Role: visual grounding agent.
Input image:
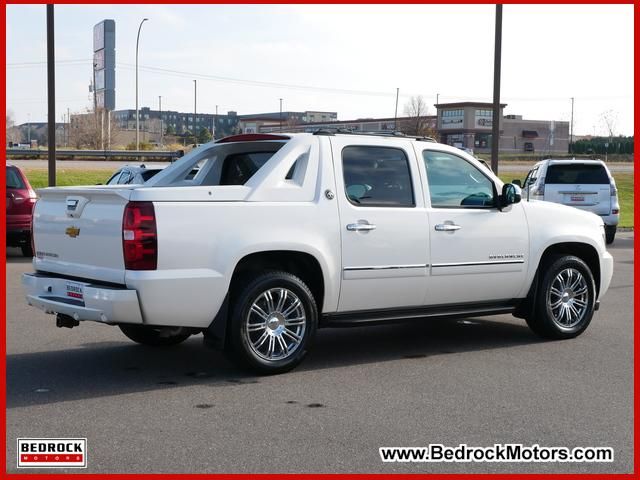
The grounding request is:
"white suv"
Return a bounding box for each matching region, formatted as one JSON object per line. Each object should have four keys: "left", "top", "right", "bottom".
{"left": 521, "top": 159, "right": 620, "bottom": 244}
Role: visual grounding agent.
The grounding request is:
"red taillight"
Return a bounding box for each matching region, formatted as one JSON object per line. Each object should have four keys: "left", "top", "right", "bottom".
{"left": 122, "top": 201, "right": 157, "bottom": 270}
{"left": 30, "top": 199, "right": 37, "bottom": 256}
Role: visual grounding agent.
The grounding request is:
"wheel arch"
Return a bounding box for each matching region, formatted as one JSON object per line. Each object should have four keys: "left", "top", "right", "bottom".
{"left": 515, "top": 241, "right": 601, "bottom": 320}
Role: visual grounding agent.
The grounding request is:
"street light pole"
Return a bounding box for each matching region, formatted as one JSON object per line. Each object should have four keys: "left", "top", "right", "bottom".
{"left": 394, "top": 88, "right": 399, "bottom": 131}
{"left": 279, "top": 98, "right": 283, "bottom": 132}
{"left": 214, "top": 104, "right": 218, "bottom": 139}
{"left": 159, "top": 95, "right": 163, "bottom": 147}
{"left": 135, "top": 17, "right": 149, "bottom": 151}
{"left": 47, "top": 4, "right": 56, "bottom": 186}
{"left": 490, "top": 5, "right": 503, "bottom": 174}
{"left": 570, "top": 97, "right": 574, "bottom": 153}
{"left": 193, "top": 79, "right": 197, "bottom": 143}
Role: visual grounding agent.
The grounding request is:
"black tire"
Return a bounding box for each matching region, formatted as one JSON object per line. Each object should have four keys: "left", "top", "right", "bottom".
{"left": 227, "top": 271, "right": 318, "bottom": 374}
{"left": 119, "top": 324, "right": 192, "bottom": 346}
{"left": 526, "top": 255, "right": 596, "bottom": 339}
{"left": 605, "top": 225, "right": 616, "bottom": 245}
{"left": 21, "top": 245, "right": 33, "bottom": 257}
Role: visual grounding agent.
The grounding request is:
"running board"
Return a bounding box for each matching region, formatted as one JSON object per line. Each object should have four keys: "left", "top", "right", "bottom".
{"left": 322, "top": 300, "right": 519, "bottom": 327}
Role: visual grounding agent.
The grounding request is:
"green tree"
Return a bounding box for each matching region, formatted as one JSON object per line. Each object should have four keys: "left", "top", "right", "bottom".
{"left": 198, "top": 127, "right": 213, "bottom": 144}
{"left": 165, "top": 124, "right": 176, "bottom": 135}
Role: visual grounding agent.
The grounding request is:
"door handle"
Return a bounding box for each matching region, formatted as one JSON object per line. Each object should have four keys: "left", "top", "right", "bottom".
{"left": 435, "top": 223, "right": 461, "bottom": 232}
{"left": 347, "top": 223, "right": 377, "bottom": 232}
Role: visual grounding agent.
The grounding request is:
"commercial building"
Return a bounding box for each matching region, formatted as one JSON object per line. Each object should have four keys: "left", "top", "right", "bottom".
{"left": 435, "top": 102, "right": 569, "bottom": 154}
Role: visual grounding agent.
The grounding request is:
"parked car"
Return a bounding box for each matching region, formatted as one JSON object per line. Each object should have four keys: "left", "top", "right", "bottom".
{"left": 6, "top": 165, "right": 37, "bottom": 257}
{"left": 106, "top": 164, "right": 167, "bottom": 185}
{"left": 520, "top": 159, "right": 620, "bottom": 244}
{"left": 24, "top": 133, "right": 613, "bottom": 374}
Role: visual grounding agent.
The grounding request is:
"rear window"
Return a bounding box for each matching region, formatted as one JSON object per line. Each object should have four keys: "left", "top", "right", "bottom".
{"left": 546, "top": 164, "right": 609, "bottom": 184}
{"left": 6, "top": 168, "right": 25, "bottom": 189}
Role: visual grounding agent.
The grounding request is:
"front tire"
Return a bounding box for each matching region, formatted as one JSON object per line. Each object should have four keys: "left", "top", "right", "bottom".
{"left": 227, "top": 271, "right": 318, "bottom": 374}
{"left": 605, "top": 225, "right": 616, "bottom": 245}
{"left": 526, "top": 255, "right": 596, "bottom": 339}
{"left": 119, "top": 325, "right": 192, "bottom": 346}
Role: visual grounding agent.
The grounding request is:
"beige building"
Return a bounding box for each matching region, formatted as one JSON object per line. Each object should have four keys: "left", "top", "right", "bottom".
{"left": 435, "top": 102, "right": 569, "bottom": 154}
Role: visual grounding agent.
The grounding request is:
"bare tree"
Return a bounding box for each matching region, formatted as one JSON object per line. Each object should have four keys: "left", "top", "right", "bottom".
{"left": 400, "top": 96, "right": 438, "bottom": 138}
{"left": 69, "top": 108, "right": 121, "bottom": 149}
{"left": 600, "top": 110, "right": 618, "bottom": 139}
{"left": 6, "top": 109, "right": 21, "bottom": 145}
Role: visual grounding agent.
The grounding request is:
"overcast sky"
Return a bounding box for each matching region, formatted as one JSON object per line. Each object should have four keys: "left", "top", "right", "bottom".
{"left": 6, "top": 4, "right": 634, "bottom": 136}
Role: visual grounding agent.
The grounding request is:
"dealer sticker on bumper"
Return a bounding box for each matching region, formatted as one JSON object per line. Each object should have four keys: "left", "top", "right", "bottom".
{"left": 66, "top": 282, "right": 84, "bottom": 301}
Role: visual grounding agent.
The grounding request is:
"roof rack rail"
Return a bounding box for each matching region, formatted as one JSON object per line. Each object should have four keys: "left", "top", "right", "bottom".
{"left": 312, "top": 128, "right": 410, "bottom": 138}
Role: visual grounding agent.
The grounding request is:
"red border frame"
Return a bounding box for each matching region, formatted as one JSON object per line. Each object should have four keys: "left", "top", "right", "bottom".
{"left": 1, "top": 1, "right": 637, "bottom": 478}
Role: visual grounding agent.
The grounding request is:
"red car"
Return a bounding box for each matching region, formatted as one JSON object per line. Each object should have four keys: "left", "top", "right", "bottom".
{"left": 6, "top": 165, "right": 37, "bottom": 257}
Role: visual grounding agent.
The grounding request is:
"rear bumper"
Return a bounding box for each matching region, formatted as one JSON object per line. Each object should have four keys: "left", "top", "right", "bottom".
{"left": 598, "top": 251, "right": 614, "bottom": 300}
{"left": 600, "top": 213, "right": 619, "bottom": 227}
{"left": 22, "top": 272, "right": 143, "bottom": 325}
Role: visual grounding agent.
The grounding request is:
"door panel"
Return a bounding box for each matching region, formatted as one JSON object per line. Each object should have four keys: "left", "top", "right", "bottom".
{"left": 331, "top": 138, "right": 429, "bottom": 312}
{"left": 420, "top": 148, "right": 529, "bottom": 305}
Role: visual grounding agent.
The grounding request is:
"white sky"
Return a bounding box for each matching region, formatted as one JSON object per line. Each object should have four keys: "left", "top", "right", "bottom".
{"left": 6, "top": 4, "right": 634, "bottom": 135}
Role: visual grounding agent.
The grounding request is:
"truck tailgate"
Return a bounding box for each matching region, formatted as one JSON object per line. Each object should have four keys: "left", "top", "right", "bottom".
{"left": 33, "top": 187, "right": 133, "bottom": 284}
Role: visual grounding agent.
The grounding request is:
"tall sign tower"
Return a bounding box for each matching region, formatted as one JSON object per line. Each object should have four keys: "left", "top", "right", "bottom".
{"left": 93, "top": 20, "right": 115, "bottom": 111}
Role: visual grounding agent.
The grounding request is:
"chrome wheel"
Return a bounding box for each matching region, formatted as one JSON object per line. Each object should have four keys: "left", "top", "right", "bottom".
{"left": 548, "top": 267, "right": 589, "bottom": 329}
{"left": 244, "top": 288, "right": 306, "bottom": 361}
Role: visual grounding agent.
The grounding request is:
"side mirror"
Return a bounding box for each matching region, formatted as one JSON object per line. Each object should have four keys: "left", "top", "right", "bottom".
{"left": 512, "top": 179, "right": 521, "bottom": 187}
{"left": 499, "top": 183, "right": 521, "bottom": 210}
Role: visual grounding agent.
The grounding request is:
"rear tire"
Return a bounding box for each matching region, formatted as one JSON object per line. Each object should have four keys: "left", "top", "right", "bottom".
{"left": 227, "top": 271, "right": 317, "bottom": 374}
{"left": 21, "top": 245, "right": 33, "bottom": 257}
{"left": 605, "top": 225, "right": 616, "bottom": 245}
{"left": 525, "top": 255, "right": 596, "bottom": 339}
{"left": 119, "top": 325, "right": 192, "bottom": 346}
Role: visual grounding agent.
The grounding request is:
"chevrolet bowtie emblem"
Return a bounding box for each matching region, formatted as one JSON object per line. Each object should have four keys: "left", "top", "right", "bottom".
{"left": 65, "top": 226, "right": 80, "bottom": 238}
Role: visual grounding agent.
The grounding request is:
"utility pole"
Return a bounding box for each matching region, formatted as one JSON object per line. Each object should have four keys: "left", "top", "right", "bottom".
{"left": 279, "top": 98, "right": 283, "bottom": 132}
{"left": 214, "top": 104, "right": 219, "bottom": 139}
{"left": 135, "top": 17, "right": 149, "bottom": 151}
{"left": 394, "top": 88, "right": 399, "bottom": 130}
{"left": 570, "top": 97, "right": 574, "bottom": 153}
{"left": 67, "top": 107, "right": 70, "bottom": 146}
{"left": 159, "top": 95, "right": 163, "bottom": 147}
{"left": 193, "top": 79, "right": 197, "bottom": 143}
{"left": 46, "top": 4, "right": 56, "bottom": 186}
{"left": 490, "top": 4, "right": 503, "bottom": 175}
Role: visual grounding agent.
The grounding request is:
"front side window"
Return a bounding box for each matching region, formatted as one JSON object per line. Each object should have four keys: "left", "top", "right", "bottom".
{"left": 423, "top": 150, "right": 495, "bottom": 208}
{"left": 342, "top": 146, "right": 414, "bottom": 207}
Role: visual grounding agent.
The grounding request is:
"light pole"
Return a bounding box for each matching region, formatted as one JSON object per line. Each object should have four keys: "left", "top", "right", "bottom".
{"left": 490, "top": 5, "right": 503, "bottom": 174}
{"left": 279, "top": 98, "right": 283, "bottom": 132}
{"left": 570, "top": 97, "right": 574, "bottom": 153}
{"left": 135, "top": 17, "right": 149, "bottom": 151}
{"left": 159, "top": 95, "right": 163, "bottom": 147}
{"left": 193, "top": 79, "right": 197, "bottom": 143}
{"left": 214, "top": 104, "right": 218, "bottom": 139}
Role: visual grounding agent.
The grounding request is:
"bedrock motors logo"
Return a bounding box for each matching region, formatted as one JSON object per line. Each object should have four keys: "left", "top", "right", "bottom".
{"left": 17, "top": 438, "right": 87, "bottom": 468}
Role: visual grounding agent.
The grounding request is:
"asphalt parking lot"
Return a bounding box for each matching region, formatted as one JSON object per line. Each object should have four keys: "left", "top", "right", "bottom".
{"left": 5, "top": 233, "right": 634, "bottom": 473}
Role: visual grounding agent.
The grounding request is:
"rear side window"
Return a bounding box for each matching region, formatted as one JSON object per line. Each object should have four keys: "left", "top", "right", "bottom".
{"left": 546, "top": 164, "right": 609, "bottom": 184}
{"left": 140, "top": 169, "right": 162, "bottom": 182}
{"left": 6, "top": 168, "right": 25, "bottom": 189}
{"left": 342, "top": 146, "right": 414, "bottom": 207}
{"left": 220, "top": 152, "right": 274, "bottom": 185}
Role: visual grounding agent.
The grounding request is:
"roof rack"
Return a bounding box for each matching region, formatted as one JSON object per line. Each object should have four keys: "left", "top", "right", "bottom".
{"left": 313, "top": 128, "right": 438, "bottom": 143}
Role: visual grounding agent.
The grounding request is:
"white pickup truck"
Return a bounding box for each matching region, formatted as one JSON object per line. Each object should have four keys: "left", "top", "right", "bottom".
{"left": 23, "top": 132, "right": 614, "bottom": 373}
